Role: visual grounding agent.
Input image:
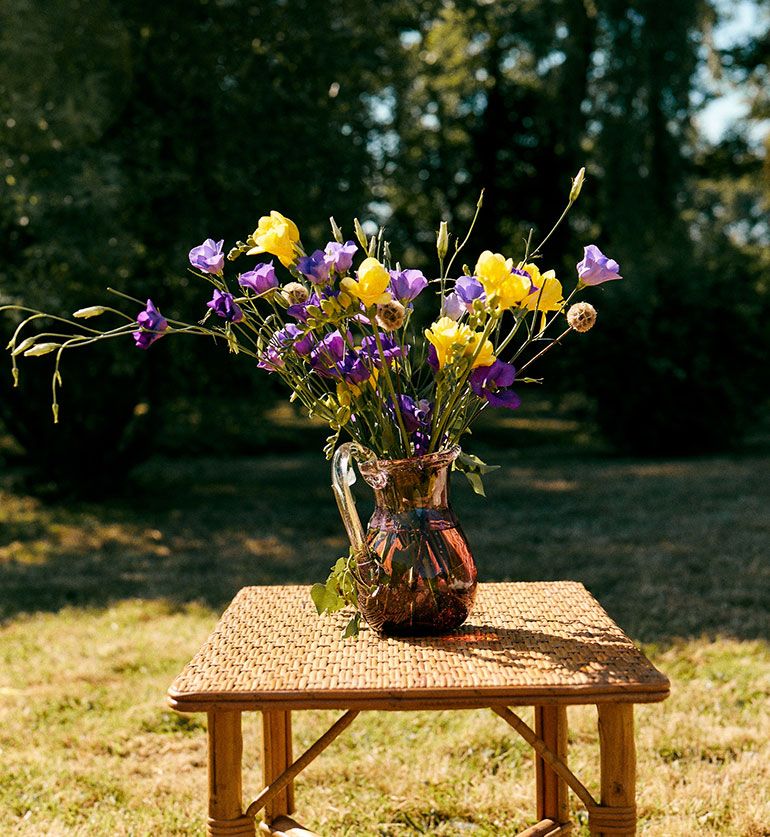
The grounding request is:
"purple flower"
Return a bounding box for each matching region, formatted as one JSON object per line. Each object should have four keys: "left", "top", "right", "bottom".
{"left": 258, "top": 324, "right": 302, "bottom": 371}
{"left": 337, "top": 352, "right": 371, "bottom": 384}
{"left": 239, "top": 262, "right": 278, "bottom": 294}
{"left": 309, "top": 330, "right": 346, "bottom": 378}
{"left": 309, "top": 330, "right": 370, "bottom": 384}
{"left": 360, "top": 333, "right": 409, "bottom": 367}
{"left": 189, "top": 238, "right": 224, "bottom": 274}
{"left": 389, "top": 269, "right": 428, "bottom": 303}
{"left": 324, "top": 240, "right": 358, "bottom": 274}
{"left": 388, "top": 395, "right": 433, "bottom": 454}
{"left": 294, "top": 331, "right": 316, "bottom": 356}
{"left": 207, "top": 289, "right": 244, "bottom": 323}
{"left": 455, "top": 275, "right": 485, "bottom": 304}
{"left": 427, "top": 344, "right": 439, "bottom": 372}
{"left": 441, "top": 292, "right": 465, "bottom": 320}
{"left": 297, "top": 250, "right": 331, "bottom": 285}
{"left": 133, "top": 299, "right": 168, "bottom": 349}
{"left": 577, "top": 245, "right": 622, "bottom": 286}
{"left": 470, "top": 360, "right": 521, "bottom": 409}
{"left": 287, "top": 291, "right": 320, "bottom": 323}
{"left": 397, "top": 395, "right": 433, "bottom": 433}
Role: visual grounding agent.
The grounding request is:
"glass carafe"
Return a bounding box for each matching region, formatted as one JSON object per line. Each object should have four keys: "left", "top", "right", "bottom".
{"left": 332, "top": 443, "right": 477, "bottom": 636}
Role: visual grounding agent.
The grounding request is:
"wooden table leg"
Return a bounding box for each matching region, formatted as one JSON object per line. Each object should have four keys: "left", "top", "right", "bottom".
{"left": 590, "top": 704, "right": 637, "bottom": 837}
{"left": 262, "top": 710, "right": 295, "bottom": 824}
{"left": 534, "top": 705, "right": 570, "bottom": 831}
{"left": 208, "top": 710, "right": 255, "bottom": 836}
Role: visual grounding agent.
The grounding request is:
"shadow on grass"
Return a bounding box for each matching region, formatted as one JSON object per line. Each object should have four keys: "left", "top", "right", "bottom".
{"left": 1, "top": 442, "right": 769, "bottom": 643}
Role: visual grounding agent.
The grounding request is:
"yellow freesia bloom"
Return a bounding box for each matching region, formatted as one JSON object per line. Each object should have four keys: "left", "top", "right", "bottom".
{"left": 247, "top": 211, "right": 300, "bottom": 268}
{"left": 475, "top": 250, "right": 531, "bottom": 310}
{"left": 521, "top": 264, "right": 564, "bottom": 330}
{"left": 426, "top": 318, "right": 497, "bottom": 369}
{"left": 465, "top": 333, "right": 496, "bottom": 368}
{"left": 340, "top": 257, "right": 392, "bottom": 308}
{"left": 425, "top": 317, "right": 473, "bottom": 368}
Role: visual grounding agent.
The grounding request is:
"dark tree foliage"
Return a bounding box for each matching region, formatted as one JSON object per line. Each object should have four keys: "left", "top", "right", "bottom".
{"left": 581, "top": 0, "right": 769, "bottom": 453}
{"left": 0, "top": 0, "right": 401, "bottom": 490}
{"left": 381, "top": 0, "right": 769, "bottom": 454}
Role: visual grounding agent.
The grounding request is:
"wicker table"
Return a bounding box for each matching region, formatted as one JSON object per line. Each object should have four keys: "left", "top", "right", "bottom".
{"left": 167, "top": 582, "right": 669, "bottom": 837}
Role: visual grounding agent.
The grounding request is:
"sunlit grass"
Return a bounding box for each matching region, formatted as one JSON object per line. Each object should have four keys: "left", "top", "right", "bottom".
{"left": 1, "top": 435, "right": 769, "bottom": 834}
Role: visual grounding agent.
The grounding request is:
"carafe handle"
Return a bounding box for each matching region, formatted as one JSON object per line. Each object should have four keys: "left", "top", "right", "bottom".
{"left": 331, "top": 442, "right": 371, "bottom": 555}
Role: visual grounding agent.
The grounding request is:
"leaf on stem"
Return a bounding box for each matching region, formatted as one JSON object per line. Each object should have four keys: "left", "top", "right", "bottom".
{"left": 453, "top": 451, "right": 500, "bottom": 497}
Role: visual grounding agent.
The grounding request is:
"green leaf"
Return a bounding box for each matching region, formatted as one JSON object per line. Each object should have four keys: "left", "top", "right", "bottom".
{"left": 343, "top": 613, "right": 361, "bottom": 638}
{"left": 454, "top": 451, "right": 500, "bottom": 475}
{"left": 464, "top": 471, "right": 487, "bottom": 497}
{"left": 453, "top": 451, "right": 500, "bottom": 497}
{"left": 332, "top": 556, "right": 349, "bottom": 574}
{"left": 311, "top": 583, "right": 334, "bottom": 615}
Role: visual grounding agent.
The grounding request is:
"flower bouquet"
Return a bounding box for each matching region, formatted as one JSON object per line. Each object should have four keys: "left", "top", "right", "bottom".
{"left": 2, "top": 169, "right": 622, "bottom": 636}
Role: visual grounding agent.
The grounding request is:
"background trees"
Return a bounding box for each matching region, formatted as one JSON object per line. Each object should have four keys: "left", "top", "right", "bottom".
{"left": 1, "top": 0, "right": 768, "bottom": 487}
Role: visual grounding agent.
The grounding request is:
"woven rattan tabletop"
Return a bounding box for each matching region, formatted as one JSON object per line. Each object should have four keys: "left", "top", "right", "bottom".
{"left": 168, "top": 582, "right": 669, "bottom": 712}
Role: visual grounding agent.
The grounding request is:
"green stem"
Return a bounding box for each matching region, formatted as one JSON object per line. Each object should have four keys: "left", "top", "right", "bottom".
{"left": 427, "top": 316, "right": 498, "bottom": 452}
{"left": 371, "top": 318, "right": 411, "bottom": 456}
{"left": 516, "top": 326, "right": 573, "bottom": 377}
{"left": 526, "top": 197, "right": 574, "bottom": 262}
{"left": 443, "top": 189, "right": 484, "bottom": 280}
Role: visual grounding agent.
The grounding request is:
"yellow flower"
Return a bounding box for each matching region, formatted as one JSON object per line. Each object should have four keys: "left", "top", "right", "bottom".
{"left": 475, "top": 250, "right": 531, "bottom": 310}
{"left": 336, "top": 382, "right": 352, "bottom": 407}
{"left": 425, "top": 316, "right": 473, "bottom": 368}
{"left": 465, "top": 333, "right": 496, "bottom": 368}
{"left": 425, "top": 318, "right": 497, "bottom": 370}
{"left": 340, "top": 257, "right": 392, "bottom": 308}
{"left": 521, "top": 264, "right": 564, "bottom": 330}
{"left": 247, "top": 211, "right": 300, "bottom": 268}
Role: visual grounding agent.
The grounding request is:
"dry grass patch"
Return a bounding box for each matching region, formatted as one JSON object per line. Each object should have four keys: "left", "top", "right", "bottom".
{"left": 1, "top": 443, "right": 769, "bottom": 833}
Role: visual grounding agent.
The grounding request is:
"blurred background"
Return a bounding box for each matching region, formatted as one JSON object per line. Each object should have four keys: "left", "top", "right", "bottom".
{"left": 1, "top": 0, "right": 768, "bottom": 492}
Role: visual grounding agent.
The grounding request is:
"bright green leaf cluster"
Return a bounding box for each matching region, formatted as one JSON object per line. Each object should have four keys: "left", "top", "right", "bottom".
{"left": 311, "top": 552, "right": 361, "bottom": 637}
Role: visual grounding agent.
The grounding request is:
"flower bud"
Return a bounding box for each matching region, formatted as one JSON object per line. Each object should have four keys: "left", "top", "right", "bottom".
{"left": 227, "top": 241, "right": 249, "bottom": 261}
{"left": 567, "top": 301, "right": 597, "bottom": 332}
{"left": 329, "top": 216, "right": 344, "bottom": 244}
{"left": 24, "top": 342, "right": 59, "bottom": 357}
{"left": 436, "top": 221, "right": 449, "bottom": 260}
{"left": 73, "top": 306, "right": 107, "bottom": 319}
{"left": 376, "top": 300, "right": 406, "bottom": 331}
{"left": 11, "top": 336, "right": 36, "bottom": 356}
{"left": 319, "top": 298, "right": 338, "bottom": 316}
{"left": 569, "top": 167, "right": 586, "bottom": 202}
{"left": 336, "top": 383, "right": 351, "bottom": 407}
{"left": 283, "top": 282, "right": 309, "bottom": 305}
{"left": 353, "top": 217, "right": 368, "bottom": 249}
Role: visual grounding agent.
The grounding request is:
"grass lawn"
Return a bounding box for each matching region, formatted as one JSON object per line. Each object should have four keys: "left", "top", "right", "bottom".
{"left": 1, "top": 419, "right": 769, "bottom": 835}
